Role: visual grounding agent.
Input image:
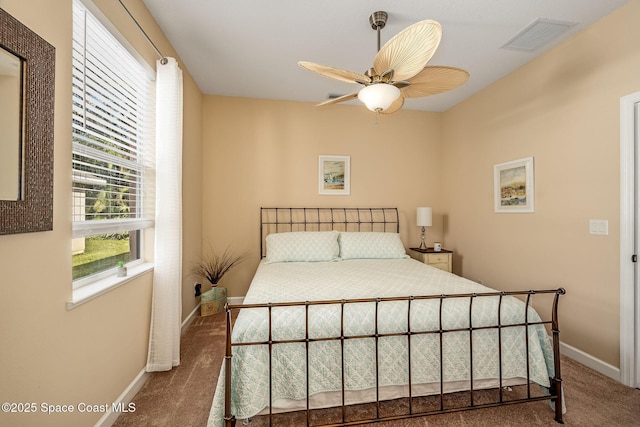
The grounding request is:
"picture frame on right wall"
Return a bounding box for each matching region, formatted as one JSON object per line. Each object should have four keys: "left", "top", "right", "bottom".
{"left": 494, "top": 157, "right": 534, "bottom": 213}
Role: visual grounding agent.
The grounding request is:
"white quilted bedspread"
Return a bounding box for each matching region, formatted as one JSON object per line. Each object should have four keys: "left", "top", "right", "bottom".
{"left": 207, "top": 258, "right": 555, "bottom": 426}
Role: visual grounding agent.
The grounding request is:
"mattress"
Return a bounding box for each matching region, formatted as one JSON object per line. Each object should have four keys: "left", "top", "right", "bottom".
{"left": 207, "top": 258, "right": 555, "bottom": 426}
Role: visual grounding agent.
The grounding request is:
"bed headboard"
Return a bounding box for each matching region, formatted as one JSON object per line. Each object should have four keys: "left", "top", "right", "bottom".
{"left": 260, "top": 207, "right": 399, "bottom": 258}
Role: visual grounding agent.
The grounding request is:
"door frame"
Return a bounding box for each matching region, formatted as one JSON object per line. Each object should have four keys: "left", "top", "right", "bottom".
{"left": 620, "top": 90, "right": 640, "bottom": 387}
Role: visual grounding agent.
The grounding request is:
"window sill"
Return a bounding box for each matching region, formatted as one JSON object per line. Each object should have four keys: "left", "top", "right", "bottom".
{"left": 66, "top": 263, "right": 154, "bottom": 310}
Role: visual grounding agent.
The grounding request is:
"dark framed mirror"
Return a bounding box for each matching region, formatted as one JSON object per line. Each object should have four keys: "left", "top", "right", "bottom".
{"left": 0, "top": 8, "right": 55, "bottom": 235}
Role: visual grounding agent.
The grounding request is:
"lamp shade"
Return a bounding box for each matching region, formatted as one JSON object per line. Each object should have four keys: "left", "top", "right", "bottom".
{"left": 417, "top": 207, "right": 432, "bottom": 227}
{"left": 357, "top": 83, "right": 401, "bottom": 112}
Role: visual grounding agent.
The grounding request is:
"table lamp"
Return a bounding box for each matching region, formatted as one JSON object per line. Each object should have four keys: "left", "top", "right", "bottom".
{"left": 416, "top": 207, "right": 432, "bottom": 250}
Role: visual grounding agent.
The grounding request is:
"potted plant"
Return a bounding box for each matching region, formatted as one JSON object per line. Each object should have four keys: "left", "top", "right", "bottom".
{"left": 116, "top": 260, "right": 127, "bottom": 277}
{"left": 191, "top": 245, "right": 247, "bottom": 288}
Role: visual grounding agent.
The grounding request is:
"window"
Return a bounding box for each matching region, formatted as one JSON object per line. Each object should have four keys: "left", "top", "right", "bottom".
{"left": 72, "top": 0, "right": 154, "bottom": 286}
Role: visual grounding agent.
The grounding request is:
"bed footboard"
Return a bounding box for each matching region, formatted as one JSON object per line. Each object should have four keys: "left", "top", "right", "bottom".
{"left": 223, "top": 288, "right": 566, "bottom": 426}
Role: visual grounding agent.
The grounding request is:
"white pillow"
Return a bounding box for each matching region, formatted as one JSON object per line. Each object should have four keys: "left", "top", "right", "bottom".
{"left": 265, "top": 231, "right": 340, "bottom": 263}
{"left": 338, "top": 232, "right": 408, "bottom": 259}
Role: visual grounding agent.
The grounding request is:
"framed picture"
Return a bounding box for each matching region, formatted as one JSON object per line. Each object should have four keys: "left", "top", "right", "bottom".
{"left": 494, "top": 157, "right": 534, "bottom": 213}
{"left": 318, "top": 155, "right": 350, "bottom": 195}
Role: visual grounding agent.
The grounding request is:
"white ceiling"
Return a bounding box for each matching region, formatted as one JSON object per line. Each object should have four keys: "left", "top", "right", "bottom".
{"left": 142, "top": 0, "right": 629, "bottom": 112}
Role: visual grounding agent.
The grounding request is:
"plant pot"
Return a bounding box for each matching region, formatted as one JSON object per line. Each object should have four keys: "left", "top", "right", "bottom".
{"left": 117, "top": 266, "right": 127, "bottom": 277}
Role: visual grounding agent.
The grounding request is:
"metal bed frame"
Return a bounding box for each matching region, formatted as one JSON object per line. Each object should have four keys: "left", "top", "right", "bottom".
{"left": 224, "top": 207, "right": 565, "bottom": 426}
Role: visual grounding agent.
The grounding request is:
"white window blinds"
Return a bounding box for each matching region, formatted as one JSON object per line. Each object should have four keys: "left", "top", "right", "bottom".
{"left": 72, "top": 0, "right": 154, "bottom": 238}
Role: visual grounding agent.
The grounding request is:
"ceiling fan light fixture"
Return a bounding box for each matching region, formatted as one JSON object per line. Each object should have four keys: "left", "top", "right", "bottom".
{"left": 357, "top": 83, "right": 400, "bottom": 112}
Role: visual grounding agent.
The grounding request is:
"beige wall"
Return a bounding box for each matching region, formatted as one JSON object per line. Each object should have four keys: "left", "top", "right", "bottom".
{"left": 202, "top": 97, "right": 444, "bottom": 296}
{"left": 0, "top": 1, "right": 202, "bottom": 426}
{"left": 442, "top": 0, "right": 640, "bottom": 367}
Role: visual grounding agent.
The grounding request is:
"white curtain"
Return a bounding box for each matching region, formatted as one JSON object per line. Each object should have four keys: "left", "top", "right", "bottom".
{"left": 146, "top": 57, "right": 183, "bottom": 372}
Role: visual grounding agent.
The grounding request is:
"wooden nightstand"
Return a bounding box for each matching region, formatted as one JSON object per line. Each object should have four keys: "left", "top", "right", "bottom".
{"left": 409, "top": 248, "right": 453, "bottom": 273}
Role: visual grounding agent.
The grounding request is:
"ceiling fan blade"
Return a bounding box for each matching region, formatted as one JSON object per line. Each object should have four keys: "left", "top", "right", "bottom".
{"left": 380, "top": 95, "right": 405, "bottom": 115}
{"left": 299, "top": 61, "right": 369, "bottom": 84}
{"left": 316, "top": 92, "right": 359, "bottom": 106}
{"left": 401, "top": 66, "right": 470, "bottom": 98}
{"left": 373, "top": 19, "right": 442, "bottom": 82}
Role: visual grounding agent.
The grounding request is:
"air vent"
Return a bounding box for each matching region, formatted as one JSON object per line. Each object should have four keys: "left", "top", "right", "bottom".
{"left": 502, "top": 18, "right": 577, "bottom": 52}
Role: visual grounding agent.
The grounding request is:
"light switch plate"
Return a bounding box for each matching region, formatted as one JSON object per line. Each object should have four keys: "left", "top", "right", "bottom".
{"left": 589, "top": 219, "right": 608, "bottom": 235}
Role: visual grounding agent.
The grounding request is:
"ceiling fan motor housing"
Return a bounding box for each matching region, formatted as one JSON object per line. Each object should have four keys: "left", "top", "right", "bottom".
{"left": 369, "top": 11, "right": 388, "bottom": 30}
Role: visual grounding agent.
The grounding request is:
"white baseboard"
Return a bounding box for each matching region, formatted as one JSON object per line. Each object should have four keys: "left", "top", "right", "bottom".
{"left": 561, "top": 341, "right": 621, "bottom": 382}
{"left": 96, "top": 304, "right": 202, "bottom": 427}
{"left": 181, "top": 304, "right": 200, "bottom": 334}
{"left": 95, "top": 368, "right": 150, "bottom": 427}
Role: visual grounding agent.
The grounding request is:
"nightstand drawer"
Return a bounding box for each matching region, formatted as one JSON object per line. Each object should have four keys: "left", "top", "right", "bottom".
{"left": 408, "top": 248, "right": 453, "bottom": 273}
{"left": 429, "top": 262, "right": 450, "bottom": 271}
{"left": 426, "top": 253, "right": 449, "bottom": 264}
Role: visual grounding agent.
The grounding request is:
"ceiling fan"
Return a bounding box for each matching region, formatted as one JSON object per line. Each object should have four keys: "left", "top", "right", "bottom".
{"left": 299, "top": 11, "right": 469, "bottom": 115}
